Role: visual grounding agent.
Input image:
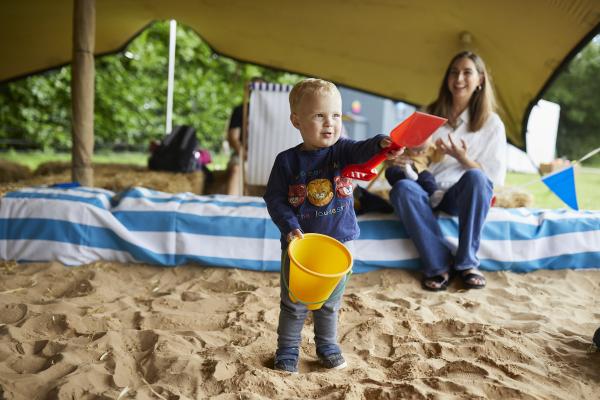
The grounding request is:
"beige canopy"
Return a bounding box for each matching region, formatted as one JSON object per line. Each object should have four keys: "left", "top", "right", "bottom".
{"left": 1, "top": 0, "right": 599, "bottom": 147}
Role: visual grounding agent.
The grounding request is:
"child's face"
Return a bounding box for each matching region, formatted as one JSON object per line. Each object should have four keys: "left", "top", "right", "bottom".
{"left": 291, "top": 91, "right": 342, "bottom": 151}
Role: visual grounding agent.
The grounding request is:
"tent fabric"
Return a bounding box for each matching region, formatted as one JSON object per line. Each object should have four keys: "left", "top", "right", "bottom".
{"left": 1, "top": 1, "right": 599, "bottom": 147}
{"left": 1, "top": 186, "right": 599, "bottom": 273}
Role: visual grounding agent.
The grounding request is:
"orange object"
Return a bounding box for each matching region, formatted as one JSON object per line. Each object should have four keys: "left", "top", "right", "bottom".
{"left": 342, "top": 111, "right": 447, "bottom": 181}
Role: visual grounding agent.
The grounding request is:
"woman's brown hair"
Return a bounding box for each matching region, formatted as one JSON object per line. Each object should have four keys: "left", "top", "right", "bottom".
{"left": 427, "top": 51, "right": 497, "bottom": 132}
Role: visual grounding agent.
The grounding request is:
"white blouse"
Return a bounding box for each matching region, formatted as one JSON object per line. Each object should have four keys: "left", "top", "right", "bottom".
{"left": 428, "top": 110, "right": 507, "bottom": 190}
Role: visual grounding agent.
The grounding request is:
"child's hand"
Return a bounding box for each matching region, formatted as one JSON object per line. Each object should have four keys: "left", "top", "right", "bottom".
{"left": 286, "top": 229, "right": 303, "bottom": 243}
{"left": 410, "top": 143, "right": 428, "bottom": 154}
{"left": 379, "top": 136, "right": 393, "bottom": 148}
{"left": 406, "top": 137, "right": 431, "bottom": 155}
{"left": 380, "top": 137, "right": 405, "bottom": 160}
{"left": 387, "top": 154, "right": 413, "bottom": 168}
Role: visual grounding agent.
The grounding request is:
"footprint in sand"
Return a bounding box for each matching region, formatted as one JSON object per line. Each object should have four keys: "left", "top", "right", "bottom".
{"left": 477, "top": 355, "right": 522, "bottom": 380}
{"left": 503, "top": 321, "right": 541, "bottom": 334}
{"left": 9, "top": 353, "right": 65, "bottom": 374}
{"left": 510, "top": 312, "right": 549, "bottom": 322}
{"left": 486, "top": 288, "right": 531, "bottom": 304}
{"left": 363, "top": 384, "right": 427, "bottom": 400}
{"left": 0, "top": 303, "right": 28, "bottom": 324}
{"left": 19, "top": 314, "right": 71, "bottom": 336}
{"left": 374, "top": 293, "right": 412, "bottom": 309}
{"left": 122, "top": 329, "right": 159, "bottom": 352}
{"left": 181, "top": 291, "right": 207, "bottom": 301}
{"left": 44, "top": 270, "right": 96, "bottom": 299}
{"left": 437, "top": 359, "right": 489, "bottom": 378}
{"left": 385, "top": 357, "right": 424, "bottom": 380}
{"left": 14, "top": 339, "right": 67, "bottom": 357}
{"left": 416, "top": 319, "right": 487, "bottom": 340}
{"left": 60, "top": 279, "right": 95, "bottom": 298}
{"left": 17, "top": 340, "right": 48, "bottom": 355}
{"left": 344, "top": 293, "right": 385, "bottom": 317}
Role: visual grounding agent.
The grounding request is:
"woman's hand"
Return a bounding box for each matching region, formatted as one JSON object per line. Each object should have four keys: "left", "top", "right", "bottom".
{"left": 436, "top": 134, "right": 467, "bottom": 161}
{"left": 435, "top": 134, "right": 480, "bottom": 169}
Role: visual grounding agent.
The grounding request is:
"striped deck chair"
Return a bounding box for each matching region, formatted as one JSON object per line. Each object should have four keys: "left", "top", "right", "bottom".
{"left": 241, "top": 81, "right": 302, "bottom": 195}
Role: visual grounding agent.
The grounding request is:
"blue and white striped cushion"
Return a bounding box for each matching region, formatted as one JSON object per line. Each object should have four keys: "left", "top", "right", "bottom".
{"left": 1, "top": 186, "right": 599, "bottom": 273}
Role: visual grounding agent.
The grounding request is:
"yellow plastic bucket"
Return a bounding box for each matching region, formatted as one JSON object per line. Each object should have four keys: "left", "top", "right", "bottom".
{"left": 287, "top": 233, "right": 353, "bottom": 310}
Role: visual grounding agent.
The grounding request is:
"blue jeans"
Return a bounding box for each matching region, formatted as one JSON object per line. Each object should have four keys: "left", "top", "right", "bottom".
{"left": 388, "top": 169, "right": 493, "bottom": 277}
{"left": 277, "top": 241, "right": 352, "bottom": 350}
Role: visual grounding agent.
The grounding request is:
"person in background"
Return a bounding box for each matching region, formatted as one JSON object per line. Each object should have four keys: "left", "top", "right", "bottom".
{"left": 387, "top": 51, "right": 506, "bottom": 291}
{"left": 263, "top": 78, "right": 401, "bottom": 373}
{"left": 226, "top": 77, "right": 265, "bottom": 195}
{"left": 385, "top": 137, "right": 446, "bottom": 208}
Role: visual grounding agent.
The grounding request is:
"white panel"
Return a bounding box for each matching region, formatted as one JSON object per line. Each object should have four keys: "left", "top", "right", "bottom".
{"left": 246, "top": 83, "right": 302, "bottom": 186}
{"left": 526, "top": 99, "right": 560, "bottom": 165}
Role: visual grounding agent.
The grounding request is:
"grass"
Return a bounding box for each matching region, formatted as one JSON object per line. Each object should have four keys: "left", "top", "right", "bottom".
{"left": 1, "top": 150, "right": 598, "bottom": 210}
{"left": 505, "top": 167, "right": 600, "bottom": 210}
{"left": 0, "top": 149, "right": 148, "bottom": 170}
{"left": 0, "top": 149, "right": 231, "bottom": 171}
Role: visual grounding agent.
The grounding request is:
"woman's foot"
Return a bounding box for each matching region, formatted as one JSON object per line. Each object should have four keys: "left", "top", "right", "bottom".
{"left": 459, "top": 268, "right": 486, "bottom": 289}
{"left": 421, "top": 273, "right": 451, "bottom": 291}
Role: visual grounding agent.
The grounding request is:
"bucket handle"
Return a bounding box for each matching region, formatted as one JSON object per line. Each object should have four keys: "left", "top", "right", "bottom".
{"left": 281, "top": 250, "right": 352, "bottom": 308}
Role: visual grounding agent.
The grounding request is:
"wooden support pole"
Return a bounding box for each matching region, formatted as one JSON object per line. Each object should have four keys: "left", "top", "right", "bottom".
{"left": 71, "top": 0, "right": 95, "bottom": 186}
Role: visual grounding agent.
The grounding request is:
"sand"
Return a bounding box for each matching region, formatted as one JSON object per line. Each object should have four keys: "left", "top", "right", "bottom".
{"left": 0, "top": 162, "right": 598, "bottom": 399}
{"left": 0, "top": 261, "right": 598, "bottom": 400}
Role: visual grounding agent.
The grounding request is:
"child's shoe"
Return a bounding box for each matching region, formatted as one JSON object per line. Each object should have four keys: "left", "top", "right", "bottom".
{"left": 384, "top": 165, "right": 404, "bottom": 186}
{"left": 403, "top": 163, "right": 418, "bottom": 181}
{"left": 316, "top": 344, "right": 347, "bottom": 370}
{"left": 274, "top": 347, "right": 299, "bottom": 373}
{"left": 429, "top": 189, "right": 445, "bottom": 208}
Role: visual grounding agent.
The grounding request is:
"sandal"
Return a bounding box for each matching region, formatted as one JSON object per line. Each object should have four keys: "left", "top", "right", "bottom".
{"left": 421, "top": 274, "right": 451, "bottom": 292}
{"left": 459, "top": 269, "right": 486, "bottom": 289}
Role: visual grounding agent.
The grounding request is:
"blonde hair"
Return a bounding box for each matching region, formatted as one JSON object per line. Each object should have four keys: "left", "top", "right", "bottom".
{"left": 289, "top": 78, "right": 340, "bottom": 113}
{"left": 427, "top": 51, "right": 497, "bottom": 132}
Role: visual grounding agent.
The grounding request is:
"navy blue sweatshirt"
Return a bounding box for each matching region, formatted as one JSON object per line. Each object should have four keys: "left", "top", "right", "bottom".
{"left": 264, "top": 135, "right": 385, "bottom": 248}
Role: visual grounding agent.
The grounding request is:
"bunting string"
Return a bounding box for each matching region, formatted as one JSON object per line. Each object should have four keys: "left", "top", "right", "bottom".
{"left": 512, "top": 145, "right": 600, "bottom": 189}
{"left": 509, "top": 145, "right": 600, "bottom": 210}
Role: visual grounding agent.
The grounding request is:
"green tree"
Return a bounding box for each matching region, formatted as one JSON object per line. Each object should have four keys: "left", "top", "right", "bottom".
{"left": 0, "top": 21, "right": 300, "bottom": 152}
{"left": 0, "top": 67, "right": 71, "bottom": 149}
{"left": 545, "top": 37, "right": 600, "bottom": 160}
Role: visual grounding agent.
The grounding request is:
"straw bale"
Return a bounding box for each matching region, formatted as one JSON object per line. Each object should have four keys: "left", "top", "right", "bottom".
{"left": 0, "top": 161, "right": 208, "bottom": 196}
{"left": 0, "top": 159, "right": 32, "bottom": 183}
{"left": 493, "top": 186, "right": 534, "bottom": 208}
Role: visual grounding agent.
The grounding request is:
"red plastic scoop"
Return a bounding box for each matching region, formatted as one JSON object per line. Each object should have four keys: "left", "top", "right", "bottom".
{"left": 341, "top": 111, "right": 447, "bottom": 181}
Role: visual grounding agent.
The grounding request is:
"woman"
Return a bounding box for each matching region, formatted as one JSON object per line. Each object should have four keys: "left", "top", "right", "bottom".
{"left": 387, "top": 51, "right": 506, "bottom": 291}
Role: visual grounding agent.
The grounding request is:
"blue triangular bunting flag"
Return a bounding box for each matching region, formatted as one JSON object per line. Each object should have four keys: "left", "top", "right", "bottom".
{"left": 541, "top": 166, "right": 579, "bottom": 210}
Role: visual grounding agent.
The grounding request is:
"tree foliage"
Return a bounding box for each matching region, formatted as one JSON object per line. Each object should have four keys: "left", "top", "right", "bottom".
{"left": 544, "top": 37, "right": 600, "bottom": 160}
{"left": 0, "top": 67, "right": 72, "bottom": 149}
{"left": 0, "top": 21, "right": 300, "bottom": 152}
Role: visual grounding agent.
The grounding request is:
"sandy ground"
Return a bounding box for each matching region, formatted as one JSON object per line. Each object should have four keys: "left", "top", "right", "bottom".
{"left": 0, "top": 261, "right": 598, "bottom": 400}
{"left": 0, "top": 162, "right": 597, "bottom": 399}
